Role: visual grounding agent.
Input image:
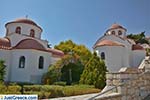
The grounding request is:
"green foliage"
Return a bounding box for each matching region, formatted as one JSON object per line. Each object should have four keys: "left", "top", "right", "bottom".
{"left": 127, "top": 32, "right": 149, "bottom": 44}
{"left": 43, "top": 43, "right": 86, "bottom": 85}
{"left": 23, "top": 85, "right": 100, "bottom": 99}
{"left": 54, "top": 40, "right": 92, "bottom": 65}
{"left": 53, "top": 81, "right": 66, "bottom": 86}
{"left": 42, "top": 65, "right": 61, "bottom": 85}
{"left": 146, "top": 48, "right": 150, "bottom": 56}
{"left": 46, "top": 40, "right": 92, "bottom": 85}
{"left": 0, "top": 83, "right": 21, "bottom": 94}
{"left": 61, "top": 62, "right": 84, "bottom": 85}
{"left": 0, "top": 60, "right": 6, "bottom": 82}
{"left": 80, "top": 52, "right": 107, "bottom": 89}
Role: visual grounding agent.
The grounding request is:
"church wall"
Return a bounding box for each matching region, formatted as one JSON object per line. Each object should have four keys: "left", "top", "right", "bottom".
{"left": 10, "top": 49, "right": 52, "bottom": 83}
{"left": 132, "top": 50, "right": 146, "bottom": 67}
{"left": 6, "top": 23, "right": 42, "bottom": 39}
{"left": 95, "top": 46, "right": 125, "bottom": 72}
{"left": 122, "top": 48, "right": 130, "bottom": 67}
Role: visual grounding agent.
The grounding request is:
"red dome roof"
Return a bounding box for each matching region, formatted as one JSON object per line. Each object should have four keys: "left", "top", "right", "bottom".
{"left": 13, "top": 39, "right": 64, "bottom": 57}
{"left": 13, "top": 39, "right": 45, "bottom": 50}
{"left": 110, "top": 24, "right": 124, "bottom": 29}
{"left": 94, "top": 40, "right": 125, "bottom": 48}
{"left": 106, "top": 23, "right": 127, "bottom": 32}
{"left": 0, "top": 38, "right": 11, "bottom": 49}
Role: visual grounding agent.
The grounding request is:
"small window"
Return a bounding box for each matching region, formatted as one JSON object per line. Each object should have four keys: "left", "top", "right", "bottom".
{"left": 101, "top": 52, "right": 105, "bottom": 60}
{"left": 118, "top": 30, "right": 122, "bottom": 35}
{"left": 19, "top": 56, "right": 25, "bottom": 68}
{"left": 16, "top": 27, "right": 21, "bottom": 34}
{"left": 111, "top": 31, "right": 115, "bottom": 35}
{"left": 39, "top": 56, "right": 44, "bottom": 69}
{"left": 30, "top": 29, "right": 35, "bottom": 37}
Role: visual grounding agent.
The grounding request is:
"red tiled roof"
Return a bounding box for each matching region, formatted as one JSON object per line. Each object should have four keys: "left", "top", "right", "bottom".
{"left": 5, "top": 18, "right": 42, "bottom": 32}
{"left": 0, "top": 38, "right": 11, "bottom": 49}
{"left": 12, "top": 39, "right": 64, "bottom": 57}
{"left": 47, "top": 48, "right": 64, "bottom": 57}
{"left": 94, "top": 40, "right": 125, "bottom": 48}
{"left": 132, "top": 44, "right": 144, "bottom": 50}
{"left": 13, "top": 39, "right": 46, "bottom": 50}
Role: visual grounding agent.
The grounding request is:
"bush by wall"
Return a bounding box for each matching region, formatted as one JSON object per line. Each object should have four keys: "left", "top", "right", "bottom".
{"left": 23, "top": 85, "right": 100, "bottom": 99}
{"left": 0, "top": 84, "right": 21, "bottom": 94}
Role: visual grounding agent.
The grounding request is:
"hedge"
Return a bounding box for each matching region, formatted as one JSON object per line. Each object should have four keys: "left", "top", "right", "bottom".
{"left": 23, "top": 85, "right": 100, "bottom": 99}
{"left": 0, "top": 84, "right": 21, "bottom": 94}
{"left": 0, "top": 83, "right": 100, "bottom": 99}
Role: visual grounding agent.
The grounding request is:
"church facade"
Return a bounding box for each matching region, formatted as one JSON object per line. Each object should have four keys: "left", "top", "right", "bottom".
{"left": 0, "top": 18, "right": 64, "bottom": 83}
{"left": 93, "top": 24, "right": 146, "bottom": 72}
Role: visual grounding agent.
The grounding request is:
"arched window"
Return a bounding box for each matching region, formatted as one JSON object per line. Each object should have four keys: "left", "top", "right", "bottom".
{"left": 15, "top": 27, "right": 21, "bottom": 34}
{"left": 39, "top": 56, "right": 44, "bottom": 69}
{"left": 30, "top": 29, "right": 35, "bottom": 37}
{"left": 101, "top": 52, "right": 105, "bottom": 60}
{"left": 111, "top": 31, "right": 115, "bottom": 35}
{"left": 118, "top": 30, "right": 122, "bottom": 35}
{"left": 19, "top": 56, "right": 25, "bottom": 68}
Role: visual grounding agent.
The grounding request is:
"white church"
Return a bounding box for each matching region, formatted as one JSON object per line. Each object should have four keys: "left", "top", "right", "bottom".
{"left": 0, "top": 18, "right": 146, "bottom": 83}
{"left": 93, "top": 24, "right": 146, "bottom": 72}
{"left": 0, "top": 18, "right": 64, "bottom": 84}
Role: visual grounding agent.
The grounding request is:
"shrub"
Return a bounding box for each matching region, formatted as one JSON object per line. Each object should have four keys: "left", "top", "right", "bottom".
{"left": 63, "top": 85, "right": 100, "bottom": 96}
{"left": 23, "top": 85, "right": 100, "bottom": 99}
{"left": 0, "top": 60, "right": 6, "bottom": 82}
{"left": 23, "top": 85, "right": 41, "bottom": 92}
{"left": 53, "top": 81, "right": 66, "bottom": 86}
{"left": 80, "top": 52, "right": 107, "bottom": 89}
{"left": 0, "top": 84, "right": 21, "bottom": 94}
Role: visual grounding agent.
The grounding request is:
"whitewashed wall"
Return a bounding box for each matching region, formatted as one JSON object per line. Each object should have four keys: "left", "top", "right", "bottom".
{"left": 10, "top": 49, "right": 52, "bottom": 83}
{"left": 95, "top": 46, "right": 129, "bottom": 72}
{"left": 132, "top": 50, "right": 146, "bottom": 67}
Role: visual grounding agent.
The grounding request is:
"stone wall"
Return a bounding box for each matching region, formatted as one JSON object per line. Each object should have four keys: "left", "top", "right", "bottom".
{"left": 105, "top": 71, "right": 150, "bottom": 100}
{"left": 91, "top": 57, "right": 150, "bottom": 100}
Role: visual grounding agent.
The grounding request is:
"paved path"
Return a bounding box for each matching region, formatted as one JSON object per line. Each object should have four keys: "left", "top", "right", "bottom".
{"left": 49, "top": 93, "right": 99, "bottom": 100}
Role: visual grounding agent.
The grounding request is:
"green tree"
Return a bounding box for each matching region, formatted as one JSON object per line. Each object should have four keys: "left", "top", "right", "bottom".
{"left": 0, "top": 60, "right": 6, "bottom": 82}
{"left": 80, "top": 52, "right": 107, "bottom": 89}
{"left": 54, "top": 40, "right": 92, "bottom": 65}
{"left": 42, "top": 65, "right": 61, "bottom": 84}
{"left": 61, "top": 61, "right": 84, "bottom": 85}
{"left": 127, "top": 32, "right": 149, "bottom": 44}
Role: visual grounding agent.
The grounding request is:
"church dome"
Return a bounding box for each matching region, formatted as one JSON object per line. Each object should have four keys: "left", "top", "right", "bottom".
{"left": 93, "top": 40, "right": 125, "bottom": 48}
{"left": 110, "top": 23, "right": 124, "bottom": 29}
{"left": 5, "top": 18, "right": 42, "bottom": 31}
{"left": 106, "top": 23, "right": 127, "bottom": 32}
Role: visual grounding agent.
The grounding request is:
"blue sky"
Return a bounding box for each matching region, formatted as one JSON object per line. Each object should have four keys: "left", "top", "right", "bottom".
{"left": 0, "top": 0, "right": 150, "bottom": 50}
